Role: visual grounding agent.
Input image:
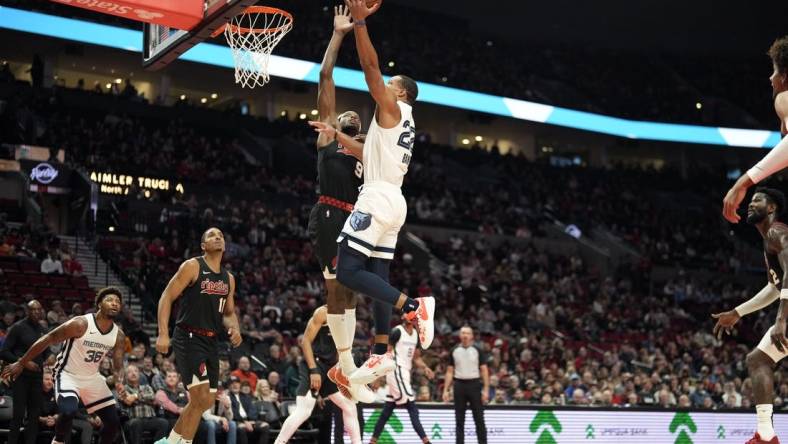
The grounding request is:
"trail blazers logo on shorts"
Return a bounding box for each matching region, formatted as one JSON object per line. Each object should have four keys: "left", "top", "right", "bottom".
{"left": 199, "top": 363, "right": 207, "bottom": 377}
{"left": 350, "top": 211, "right": 372, "bottom": 231}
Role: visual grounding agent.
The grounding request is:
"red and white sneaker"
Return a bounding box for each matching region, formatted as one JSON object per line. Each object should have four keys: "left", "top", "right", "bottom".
{"left": 746, "top": 433, "right": 780, "bottom": 444}
{"left": 406, "top": 296, "right": 435, "bottom": 349}
{"left": 348, "top": 352, "right": 395, "bottom": 385}
{"left": 327, "top": 365, "right": 375, "bottom": 403}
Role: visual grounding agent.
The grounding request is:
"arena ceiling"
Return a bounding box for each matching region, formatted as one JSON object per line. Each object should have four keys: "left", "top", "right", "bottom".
{"left": 389, "top": 0, "right": 788, "bottom": 56}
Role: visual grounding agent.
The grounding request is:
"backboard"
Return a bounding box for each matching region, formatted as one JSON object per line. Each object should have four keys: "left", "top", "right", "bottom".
{"left": 142, "top": 0, "right": 257, "bottom": 71}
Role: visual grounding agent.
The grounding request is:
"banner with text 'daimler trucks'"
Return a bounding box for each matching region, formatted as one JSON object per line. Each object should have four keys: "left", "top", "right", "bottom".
{"left": 344, "top": 406, "right": 788, "bottom": 444}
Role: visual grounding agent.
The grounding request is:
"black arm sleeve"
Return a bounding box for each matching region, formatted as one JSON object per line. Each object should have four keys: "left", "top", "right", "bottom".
{"left": 448, "top": 347, "right": 455, "bottom": 366}
{"left": 389, "top": 327, "right": 402, "bottom": 345}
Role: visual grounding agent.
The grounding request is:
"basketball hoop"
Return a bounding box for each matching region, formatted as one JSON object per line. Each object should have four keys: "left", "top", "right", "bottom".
{"left": 212, "top": 6, "right": 293, "bottom": 89}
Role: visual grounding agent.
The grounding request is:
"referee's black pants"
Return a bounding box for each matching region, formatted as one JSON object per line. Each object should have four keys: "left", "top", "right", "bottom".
{"left": 9, "top": 372, "right": 43, "bottom": 444}
{"left": 453, "top": 379, "right": 487, "bottom": 444}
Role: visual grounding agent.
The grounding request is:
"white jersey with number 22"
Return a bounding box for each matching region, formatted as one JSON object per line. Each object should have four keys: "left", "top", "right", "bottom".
{"left": 362, "top": 101, "right": 415, "bottom": 188}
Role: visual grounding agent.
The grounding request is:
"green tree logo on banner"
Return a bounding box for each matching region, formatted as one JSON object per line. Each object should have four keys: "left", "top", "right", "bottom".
{"left": 364, "top": 409, "right": 404, "bottom": 444}
{"left": 586, "top": 424, "right": 596, "bottom": 439}
{"left": 669, "top": 412, "right": 697, "bottom": 444}
{"left": 530, "top": 410, "right": 563, "bottom": 444}
{"left": 431, "top": 423, "right": 443, "bottom": 440}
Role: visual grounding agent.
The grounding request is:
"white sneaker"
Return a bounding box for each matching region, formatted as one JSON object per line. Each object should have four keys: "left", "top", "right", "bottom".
{"left": 327, "top": 365, "right": 376, "bottom": 403}
{"left": 413, "top": 296, "right": 435, "bottom": 349}
{"left": 348, "top": 352, "right": 395, "bottom": 385}
{"left": 348, "top": 382, "right": 376, "bottom": 404}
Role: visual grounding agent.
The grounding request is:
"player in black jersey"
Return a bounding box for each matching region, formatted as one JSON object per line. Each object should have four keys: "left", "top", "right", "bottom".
{"left": 306, "top": 5, "right": 374, "bottom": 403}
{"left": 154, "top": 227, "right": 242, "bottom": 444}
{"left": 273, "top": 305, "right": 361, "bottom": 444}
{"left": 712, "top": 188, "right": 788, "bottom": 444}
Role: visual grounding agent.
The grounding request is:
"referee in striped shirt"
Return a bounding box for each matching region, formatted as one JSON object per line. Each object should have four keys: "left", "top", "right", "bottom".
{"left": 442, "top": 326, "right": 489, "bottom": 444}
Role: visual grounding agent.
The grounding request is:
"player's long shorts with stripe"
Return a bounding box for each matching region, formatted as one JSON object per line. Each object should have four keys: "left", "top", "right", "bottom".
{"left": 337, "top": 182, "right": 406, "bottom": 260}
{"left": 386, "top": 366, "right": 415, "bottom": 405}
{"left": 53, "top": 370, "right": 116, "bottom": 413}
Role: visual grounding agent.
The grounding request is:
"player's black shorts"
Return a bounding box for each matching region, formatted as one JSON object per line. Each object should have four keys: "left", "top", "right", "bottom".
{"left": 172, "top": 326, "right": 219, "bottom": 390}
{"left": 308, "top": 202, "right": 351, "bottom": 279}
{"left": 296, "top": 359, "right": 338, "bottom": 398}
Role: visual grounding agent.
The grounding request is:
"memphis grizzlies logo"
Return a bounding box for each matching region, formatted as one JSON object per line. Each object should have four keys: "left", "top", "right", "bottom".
{"left": 349, "top": 211, "right": 372, "bottom": 231}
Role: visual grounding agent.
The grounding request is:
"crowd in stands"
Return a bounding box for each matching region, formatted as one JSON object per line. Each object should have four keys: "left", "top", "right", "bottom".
{"left": 2, "top": 0, "right": 778, "bottom": 128}
{"left": 2, "top": 48, "right": 787, "bottom": 444}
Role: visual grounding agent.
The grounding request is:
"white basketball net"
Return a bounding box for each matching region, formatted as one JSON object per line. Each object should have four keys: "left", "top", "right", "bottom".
{"left": 222, "top": 7, "right": 293, "bottom": 89}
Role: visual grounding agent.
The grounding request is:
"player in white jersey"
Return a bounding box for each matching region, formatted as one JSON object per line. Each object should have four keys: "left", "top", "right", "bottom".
{"left": 370, "top": 314, "right": 435, "bottom": 444}
{"left": 723, "top": 36, "right": 788, "bottom": 223}
{"left": 2, "top": 287, "right": 126, "bottom": 444}
{"left": 309, "top": 0, "right": 435, "bottom": 391}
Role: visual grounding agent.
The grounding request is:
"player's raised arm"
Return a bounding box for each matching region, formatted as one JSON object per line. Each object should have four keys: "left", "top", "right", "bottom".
{"left": 156, "top": 258, "right": 198, "bottom": 354}
{"left": 346, "top": 0, "right": 401, "bottom": 126}
{"left": 223, "top": 273, "right": 242, "bottom": 348}
{"left": 1, "top": 317, "right": 88, "bottom": 381}
{"left": 308, "top": 121, "right": 364, "bottom": 160}
{"left": 723, "top": 36, "right": 788, "bottom": 223}
{"left": 317, "top": 5, "right": 353, "bottom": 148}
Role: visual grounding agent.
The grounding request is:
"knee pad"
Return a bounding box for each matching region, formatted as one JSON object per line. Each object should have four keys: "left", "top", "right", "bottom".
{"left": 56, "top": 396, "right": 79, "bottom": 418}
{"left": 54, "top": 396, "right": 79, "bottom": 440}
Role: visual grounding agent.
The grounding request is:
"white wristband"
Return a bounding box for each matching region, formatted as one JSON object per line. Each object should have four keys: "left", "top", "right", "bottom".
{"left": 781, "top": 288, "right": 788, "bottom": 300}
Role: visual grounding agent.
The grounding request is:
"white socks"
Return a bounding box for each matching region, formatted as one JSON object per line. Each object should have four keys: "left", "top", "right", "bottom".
{"left": 344, "top": 308, "right": 358, "bottom": 369}
{"left": 757, "top": 404, "right": 775, "bottom": 440}
{"left": 327, "top": 313, "right": 355, "bottom": 374}
{"left": 167, "top": 430, "right": 192, "bottom": 444}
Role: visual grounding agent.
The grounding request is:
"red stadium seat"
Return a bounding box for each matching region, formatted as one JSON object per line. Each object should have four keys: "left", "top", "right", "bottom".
{"left": 49, "top": 275, "right": 72, "bottom": 288}
{"left": 15, "top": 286, "right": 36, "bottom": 297}
{"left": 20, "top": 262, "right": 40, "bottom": 273}
{"left": 29, "top": 274, "right": 50, "bottom": 287}
{"left": 38, "top": 287, "right": 59, "bottom": 298}
{"left": 72, "top": 276, "right": 90, "bottom": 289}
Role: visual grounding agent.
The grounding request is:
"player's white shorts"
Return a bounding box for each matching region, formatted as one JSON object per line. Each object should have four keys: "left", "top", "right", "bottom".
{"left": 757, "top": 325, "right": 788, "bottom": 363}
{"left": 54, "top": 370, "right": 116, "bottom": 413}
{"left": 338, "top": 182, "right": 406, "bottom": 260}
{"left": 386, "top": 366, "right": 415, "bottom": 405}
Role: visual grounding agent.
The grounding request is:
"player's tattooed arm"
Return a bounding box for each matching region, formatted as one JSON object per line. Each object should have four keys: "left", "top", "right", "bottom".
{"left": 112, "top": 328, "right": 126, "bottom": 387}
{"left": 1, "top": 317, "right": 87, "bottom": 381}
{"left": 768, "top": 225, "right": 788, "bottom": 351}
{"left": 223, "top": 273, "right": 242, "bottom": 348}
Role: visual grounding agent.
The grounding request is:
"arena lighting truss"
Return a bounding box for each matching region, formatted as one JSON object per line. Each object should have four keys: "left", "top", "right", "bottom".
{"left": 1, "top": 6, "right": 781, "bottom": 149}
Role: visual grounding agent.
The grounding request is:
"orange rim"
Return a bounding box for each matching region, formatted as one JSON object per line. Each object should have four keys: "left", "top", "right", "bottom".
{"left": 211, "top": 6, "right": 293, "bottom": 38}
